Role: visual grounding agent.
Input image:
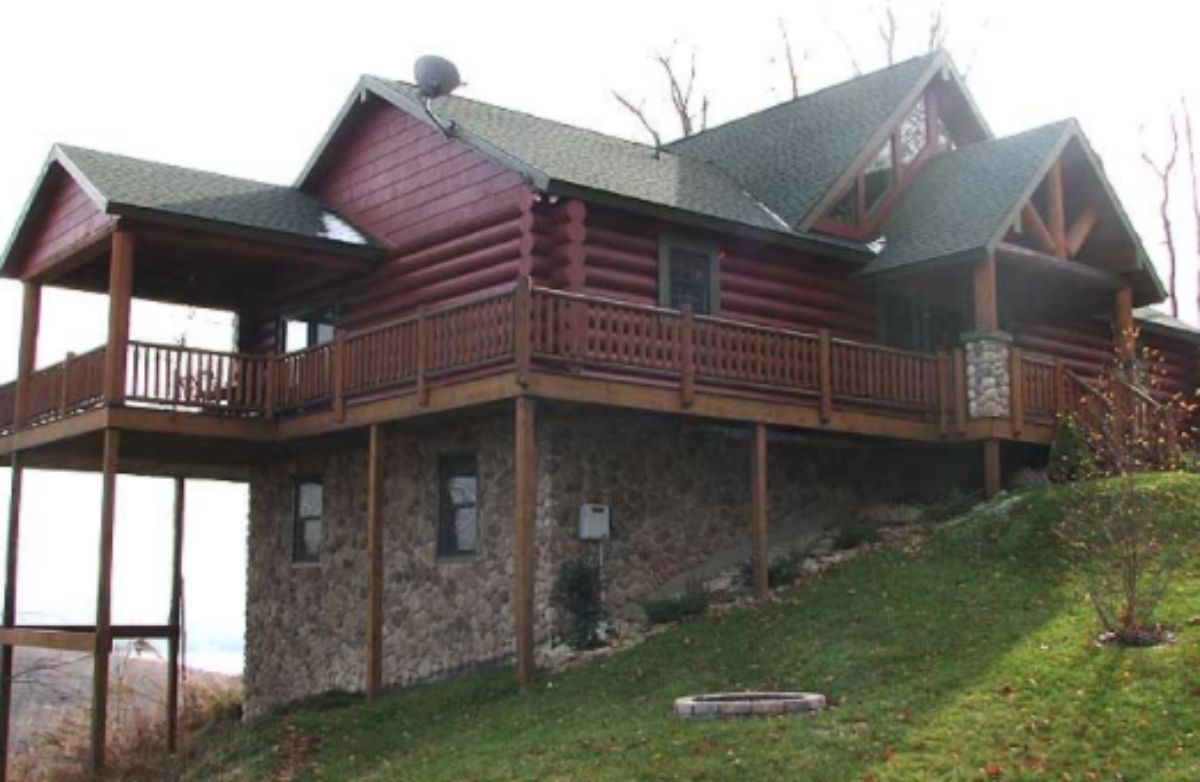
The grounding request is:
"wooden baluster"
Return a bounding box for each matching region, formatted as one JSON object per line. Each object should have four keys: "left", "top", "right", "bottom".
{"left": 265, "top": 357, "right": 277, "bottom": 419}
{"left": 937, "top": 352, "right": 950, "bottom": 434}
{"left": 818, "top": 330, "right": 833, "bottom": 424}
{"left": 1054, "top": 358, "right": 1067, "bottom": 417}
{"left": 61, "top": 352, "right": 74, "bottom": 412}
{"left": 680, "top": 305, "right": 695, "bottom": 407}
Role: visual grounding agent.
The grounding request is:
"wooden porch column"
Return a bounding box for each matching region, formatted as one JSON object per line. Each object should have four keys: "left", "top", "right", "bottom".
{"left": 1114, "top": 285, "right": 1136, "bottom": 359}
{"left": 365, "top": 424, "right": 384, "bottom": 700}
{"left": 91, "top": 429, "right": 120, "bottom": 776}
{"left": 105, "top": 230, "right": 134, "bottom": 405}
{"left": 971, "top": 256, "right": 998, "bottom": 332}
{"left": 13, "top": 283, "right": 41, "bottom": 427}
{"left": 514, "top": 397, "right": 536, "bottom": 689}
{"left": 0, "top": 457, "right": 24, "bottom": 782}
{"left": 166, "top": 477, "right": 184, "bottom": 753}
{"left": 750, "top": 423, "right": 769, "bottom": 600}
{"left": 982, "top": 440, "right": 1002, "bottom": 499}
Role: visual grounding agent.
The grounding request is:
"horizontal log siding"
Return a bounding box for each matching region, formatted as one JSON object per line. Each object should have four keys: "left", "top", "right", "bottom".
{"left": 581, "top": 208, "right": 875, "bottom": 340}
{"left": 1141, "top": 330, "right": 1198, "bottom": 400}
{"left": 16, "top": 168, "right": 111, "bottom": 278}
{"left": 1015, "top": 321, "right": 1114, "bottom": 379}
{"left": 305, "top": 99, "right": 533, "bottom": 331}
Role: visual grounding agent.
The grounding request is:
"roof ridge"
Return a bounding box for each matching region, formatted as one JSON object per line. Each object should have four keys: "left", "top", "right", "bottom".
{"left": 381, "top": 78, "right": 671, "bottom": 157}
{"left": 666, "top": 51, "right": 944, "bottom": 149}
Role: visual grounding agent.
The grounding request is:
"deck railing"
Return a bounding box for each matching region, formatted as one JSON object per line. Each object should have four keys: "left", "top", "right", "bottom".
{"left": 1017, "top": 353, "right": 1060, "bottom": 424}
{"left": 3, "top": 283, "right": 965, "bottom": 433}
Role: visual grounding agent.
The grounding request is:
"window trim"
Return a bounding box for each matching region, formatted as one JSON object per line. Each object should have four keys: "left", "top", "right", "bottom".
{"left": 657, "top": 236, "right": 721, "bottom": 315}
{"left": 292, "top": 477, "right": 323, "bottom": 564}
{"left": 436, "top": 450, "right": 480, "bottom": 561}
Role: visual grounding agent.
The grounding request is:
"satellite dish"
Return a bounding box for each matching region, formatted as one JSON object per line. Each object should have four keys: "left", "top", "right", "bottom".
{"left": 414, "top": 56, "right": 462, "bottom": 99}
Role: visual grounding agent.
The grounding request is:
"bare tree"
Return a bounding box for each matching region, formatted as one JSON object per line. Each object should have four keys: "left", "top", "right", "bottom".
{"left": 1182, "top": 99, "right": 1200, "bottom": 320}
{"left": 878, "top": 4, "right": 899, "bottom": 65}
{"left": 927, "top": 5, "right": 948, "bottom": 52}
{"left": 612, "top": 45, "right": 709, "bottom": 146}
{"left": 610, "top": 90, "right": 663, "bottom": 153}
{"left": 776, "top": 17, "right": 807, "bottom": 99}
{"left": 1142, "top": 115, "right": 1182, "bottom": 317}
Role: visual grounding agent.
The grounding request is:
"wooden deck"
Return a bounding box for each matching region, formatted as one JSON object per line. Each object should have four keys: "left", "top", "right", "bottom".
{"left": 0, "top": 282, "right": 1065, "bottom": 462}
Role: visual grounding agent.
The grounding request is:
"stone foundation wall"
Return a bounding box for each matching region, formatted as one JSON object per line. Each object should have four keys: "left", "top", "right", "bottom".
{"left": 244, "top": 406, "right": 981, "bottom": 714}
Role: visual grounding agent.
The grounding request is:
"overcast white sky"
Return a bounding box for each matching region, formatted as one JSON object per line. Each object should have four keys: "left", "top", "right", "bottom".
{"left": 1, "top": 0, "right": 1198, "bottom": 674}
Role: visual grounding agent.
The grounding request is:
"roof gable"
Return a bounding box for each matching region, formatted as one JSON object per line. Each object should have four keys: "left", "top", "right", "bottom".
{"left": 865, "top": 121, "right": 1164, "bottom": 301}
{"left": 1, "top": 145, "right": 381, "bottom": 278}
{"left": 667, "top": 52, "right": 985, "bottom": 231}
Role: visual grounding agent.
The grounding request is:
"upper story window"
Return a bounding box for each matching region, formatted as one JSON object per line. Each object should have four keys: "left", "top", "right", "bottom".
{"left": 281, "top": 311, "right": 336, "bottom": 353}
{"left": 863, "top": 142, "right": 896, "bottom": 215}
{"left": 293, "top": 479, "right": 323, "bottom": 563}
{"left": 659, "top": 239, "right": 720, "bottom": 315}
{"left": 437, "top": 452, "right": 479, "bottom": 558}
{"left": 898, "top": 100, "right": 928, "bottom": 167}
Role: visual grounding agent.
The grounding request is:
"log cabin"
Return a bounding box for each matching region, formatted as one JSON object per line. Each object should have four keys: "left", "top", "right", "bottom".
{"left": 0, "top": 51, "right": 1197, "bottom": 776}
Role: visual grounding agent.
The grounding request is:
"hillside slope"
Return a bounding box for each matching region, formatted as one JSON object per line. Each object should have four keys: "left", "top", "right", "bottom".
{"left": 191, "top": 475, "right": 1200, "bottom": 781}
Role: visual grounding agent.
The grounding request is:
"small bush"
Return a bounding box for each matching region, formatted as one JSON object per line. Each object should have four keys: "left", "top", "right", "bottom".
{"left": 737, "top": 559, "right": 798, "bottom": 590}
{"left": 552, "top": 557, "right": 607, "bottom": 650}
{"left": 641, "top": 592, "right": 710, "bottom": 624}
{"left": 1048, "top": 419, "right": 1093, "bottom": 483}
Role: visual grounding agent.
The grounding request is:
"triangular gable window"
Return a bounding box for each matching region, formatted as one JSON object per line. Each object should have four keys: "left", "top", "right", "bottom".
{"left": 863, "top": 142, "right": 896, "bottom": 214}
{"left": 898, "top": 100, "right": 928, "bottom": 166}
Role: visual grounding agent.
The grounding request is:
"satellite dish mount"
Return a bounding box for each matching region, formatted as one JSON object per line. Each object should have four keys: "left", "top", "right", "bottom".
{"left": 414, "top": 55, "right": 462, "bottom": 136}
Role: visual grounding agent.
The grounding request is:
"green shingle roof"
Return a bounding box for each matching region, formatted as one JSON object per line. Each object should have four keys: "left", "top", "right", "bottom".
{"left": 864, "top": 122, "right": 1075, "bottom": 275}
{"left": 668, "top": 53, "right": 946, "bottom": 230}
{"left": 372, "top": 80, "right": 795, "bottom": 234}
{"left": 57, "top": 145, "right": 379, "bottom": 250}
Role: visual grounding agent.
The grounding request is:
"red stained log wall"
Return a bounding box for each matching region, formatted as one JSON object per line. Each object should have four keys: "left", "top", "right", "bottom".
{"left": 13, "top": 167, "right": 111, "bottom": 279}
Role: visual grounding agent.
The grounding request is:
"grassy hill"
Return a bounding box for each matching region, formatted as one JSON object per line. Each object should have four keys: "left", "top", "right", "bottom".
{"left": 191, "top": 474, "right": 1200, "bottom": 781}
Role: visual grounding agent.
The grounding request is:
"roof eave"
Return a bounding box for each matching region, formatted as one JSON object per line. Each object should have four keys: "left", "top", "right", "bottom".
{"left": 857, "top": 245, "right": 990, "bottom": 279}
{"left": 107, "top": 203, "right": 387, "bottom": 262}
{"left": 545, "top": 180, "right": 871, "bottom": 263}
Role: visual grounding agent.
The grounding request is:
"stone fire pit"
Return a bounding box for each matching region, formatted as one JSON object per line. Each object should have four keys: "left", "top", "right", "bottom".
{"left": 674, "top": 692, "right": 826, "bottom": 719}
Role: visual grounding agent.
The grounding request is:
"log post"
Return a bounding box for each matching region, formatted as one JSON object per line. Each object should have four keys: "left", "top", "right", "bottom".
{"left": 105, "top": 230, "right": 135, "bottom": 405}
{"left": 92, "top": 429, "right": 120, "bottom": 776}
{"left": 818, "top": 329, "right": 833, "bottom": 424}
{"left": 13, "top": 283, "right": 41, "bottom": 427}
{"left": 971, "top": 256, "right": 998, "bottom": 333}
{"left": 0, "top": 457, "right": 23, "bottom": 782}
{"left": 953, "top": 348, "right": 967, "bottom": 434}
{"left": 1047, "top": 160, "right": 1067, "bottom": 258}
{"left": 166, "top": 477, "right": 185, "bottom": 753}
{"left": 1009, "top": 347, "right": 1024, "bottom": 436}
{"left": 365, "top": 424, "right": 384, "bottom": 700}
{"left": 680, "top": 305, "right": 695, "bottom": 407}
{"left": 750, "top": 423, "right": 769, "bottom": 600}
{"left": 333, "top": 332, "right": 347, "bottom": 423}
{"left": 1114, "top": 285, "right": 1136, "bottom": 360}
{"left": 514, "top": 277, "right": 532, "bottom": 387}
{"left": 982, "top": 439, "right": 1002, "bottom": 499}
{"left": 514, "top": 397, "right": 536, "bottom": 688}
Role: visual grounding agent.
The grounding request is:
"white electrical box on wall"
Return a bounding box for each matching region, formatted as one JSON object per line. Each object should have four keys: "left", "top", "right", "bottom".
{"left": 578, "top": 503, "right": 611, "bottom": 540}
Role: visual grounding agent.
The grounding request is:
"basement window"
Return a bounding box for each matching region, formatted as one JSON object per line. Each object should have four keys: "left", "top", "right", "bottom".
{"left": 437, "top": 452, "right": 479, "bottom": 558}
{"left": 293, "top": 480, "right": 323, "bottom": 563}
{"left": 659, "top": 239, "right": 720, "bottom": 315}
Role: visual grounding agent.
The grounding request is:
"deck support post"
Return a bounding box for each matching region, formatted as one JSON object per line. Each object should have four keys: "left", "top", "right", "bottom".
{"left": 514, "top": 397, "right": 536, "bottom": 689}
{"left": 982, "top": 439, "right": 1002, "bottom": 499}
{"left": 365, "top": 424, "right": 384, "bottom": 700}
{"left": 105, "top": 230, "right": 135, "bottom": 405}
{"left": 91, "top": 429, "right": 120, "bottom": 777}
{"left": 0, "top": 457, "right": 24, "bottom": 782}
{"left": 1114, "top": 285, "right": 1136, "bottom": 360}
{"left": 972, "top": 256, "right": 999, "bottom": 333}
{"left": 750, "top": 423, "right": 769, "bottom": 600}
{"left": 166, "top": 477, "right": 185, "bottom": 753}
{"left": 13, "top": 283, "right": 41, "bottom": 427}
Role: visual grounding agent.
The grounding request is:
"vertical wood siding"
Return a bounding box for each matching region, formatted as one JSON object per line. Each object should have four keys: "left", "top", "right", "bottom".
{"left": 15, "top": 167, "right": 111, "bottom": 278}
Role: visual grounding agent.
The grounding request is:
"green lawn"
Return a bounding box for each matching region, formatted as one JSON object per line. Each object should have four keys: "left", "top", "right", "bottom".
{"left": 192, "top": 474, "right": 1200, "bottom": 781}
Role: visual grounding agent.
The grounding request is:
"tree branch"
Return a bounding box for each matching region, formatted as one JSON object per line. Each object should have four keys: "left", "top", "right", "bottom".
{"left": 1141, "top": 115, "right": 1181, "bottom": 317}
{"left": 611, "top": 90, "right": 663, "bottom": 154}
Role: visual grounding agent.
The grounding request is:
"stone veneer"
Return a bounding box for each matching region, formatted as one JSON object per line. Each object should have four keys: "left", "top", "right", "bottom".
{"left": 963, "top": 332, "right": 1012, "bottom": 419}
{"left": 244, "top": 405, "right": 980, "bottom": 715}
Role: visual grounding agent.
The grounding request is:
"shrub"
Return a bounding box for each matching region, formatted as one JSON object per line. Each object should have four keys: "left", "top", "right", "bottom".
{"left": 552, "top": 557, "right": 607, "bottom": 650}
{"left": 833, "top": 524, "right": 877, "bottom": 550}
{"left": 641, "top": 592, "right": 710, "bottom": 624}
{"left": 1056, "top": 475, "right": 1186, "bottom": 644}
{"left": 737, "top": 559, "right": 798, "bottom": 590}
{"left": 1048, "top": 419, "right": 1093, "bottom": 483}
